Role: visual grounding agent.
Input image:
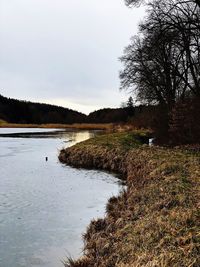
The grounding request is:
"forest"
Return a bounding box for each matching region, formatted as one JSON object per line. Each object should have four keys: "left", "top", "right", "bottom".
{"left": 0, "top": 94, "right": 138, "bottom": 124}
{"left": 0, "top": 94, "right": 86, "bottom": 124}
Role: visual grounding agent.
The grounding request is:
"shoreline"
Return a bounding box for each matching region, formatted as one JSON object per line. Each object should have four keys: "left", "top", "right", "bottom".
{"left": 0, "top": 122, "right": 114, "bottom": 130}
{"left": 59, "top": 132, "right": 200, "bottom": 267}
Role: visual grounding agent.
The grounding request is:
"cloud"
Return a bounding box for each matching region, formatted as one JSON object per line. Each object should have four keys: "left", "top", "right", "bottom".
{"left": 0, "top": 0, "right": 145, "bottom": 113}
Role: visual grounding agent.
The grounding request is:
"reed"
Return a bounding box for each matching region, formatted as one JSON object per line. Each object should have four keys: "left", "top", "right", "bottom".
{"left": 0, "top": 122, "right": 114, "bottom": 130}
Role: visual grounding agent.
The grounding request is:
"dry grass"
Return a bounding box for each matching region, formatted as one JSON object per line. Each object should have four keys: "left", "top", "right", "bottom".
{"left": 59, "top": 131, "right": 200, "bottom": 267}
{"left": 0, "top": 122, "right": 114, "bottom": 130}
{"left": 74, "top": 131, "right": 152, "bottom": 150}
{"left": 63, "top": 256, "right": 91, "bottom": 267}
{"left": 0, "top": 121, "right": 152, "bottom": 132}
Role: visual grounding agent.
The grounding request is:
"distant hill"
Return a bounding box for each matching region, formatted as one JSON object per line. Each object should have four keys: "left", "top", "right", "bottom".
{"left": 0, "top": 94, "right": 156, "bottom": 126}
{"left": 0, "top": 95, "right": 86, "bottom": 124}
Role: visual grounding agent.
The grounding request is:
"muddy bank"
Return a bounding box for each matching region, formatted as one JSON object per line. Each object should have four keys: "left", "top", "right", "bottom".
{"left": 59, "top": 132, "right": 200, "bottom": 267}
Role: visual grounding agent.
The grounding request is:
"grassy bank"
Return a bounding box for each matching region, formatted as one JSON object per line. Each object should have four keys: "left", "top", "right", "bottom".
{"left": 59, "top": 132, "right": 200, "bottom": 267}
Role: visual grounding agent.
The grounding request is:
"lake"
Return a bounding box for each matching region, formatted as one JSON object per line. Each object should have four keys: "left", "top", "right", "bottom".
{"left": 0, "top": 128, "right": 121, "bottom": 267}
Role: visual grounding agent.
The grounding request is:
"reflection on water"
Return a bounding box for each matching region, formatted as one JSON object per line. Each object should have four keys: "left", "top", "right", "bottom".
{"left": 0, "top": 128, "right": 97, "bottom": 141}
{"left": 0, "top": 129, "right": 121, "bottom": 267}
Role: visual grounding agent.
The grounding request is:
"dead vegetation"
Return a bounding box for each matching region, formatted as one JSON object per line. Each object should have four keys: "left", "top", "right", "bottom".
{"left": 60, "top": 132, "right": 200, "bottom": 267}
{"left": 0, "top": 122, "right": 114, "bottom": 130}
{"left": 0, "top": 120, "right": 152, "bottom": 133}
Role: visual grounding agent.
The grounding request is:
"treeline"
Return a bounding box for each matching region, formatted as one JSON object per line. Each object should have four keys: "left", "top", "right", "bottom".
{"left": 87, "top": 102, "right": 135, "bottom": 123}
{"left": 0, "top": 95, "right": 86, "bottom": 124}
{"left": 120, "top": 0, "right": 200, "bottom": 145}
{"left": 2, "top": 94, "right": 191, "bottom": 132}
{"left": 0, "top": 94, "right": 139, "bottom": 124}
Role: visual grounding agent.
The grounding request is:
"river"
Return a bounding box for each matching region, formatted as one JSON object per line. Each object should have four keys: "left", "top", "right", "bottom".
{"left": 0, "top": 128, "right": 121, "bottom": 267}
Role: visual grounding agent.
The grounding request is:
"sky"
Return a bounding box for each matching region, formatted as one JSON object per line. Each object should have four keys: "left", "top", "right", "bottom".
{"left": 0, "top": 0, "right": 145, "bottom": 114}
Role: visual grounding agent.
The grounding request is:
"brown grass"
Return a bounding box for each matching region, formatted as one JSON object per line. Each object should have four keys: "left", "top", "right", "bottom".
{"left": 0, "top": 122, "right": 114, "bottom": 130}
{"left": 59, "top": 132, "right": 200, "bottom": 267}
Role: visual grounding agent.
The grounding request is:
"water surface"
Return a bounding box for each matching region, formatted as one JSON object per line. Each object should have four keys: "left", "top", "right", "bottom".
{"left": 0, "top": 128, "right": 121, "bottom": 267}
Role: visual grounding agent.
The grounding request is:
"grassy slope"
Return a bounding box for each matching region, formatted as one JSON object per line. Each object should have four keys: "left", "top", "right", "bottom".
{"left": 59, "top": 132, "right": 200, "bottom": 267}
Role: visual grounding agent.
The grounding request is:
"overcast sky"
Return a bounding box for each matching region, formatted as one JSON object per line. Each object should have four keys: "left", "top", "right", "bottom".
{"left": 0, "top": 0, "right": 145, "bottom": 114}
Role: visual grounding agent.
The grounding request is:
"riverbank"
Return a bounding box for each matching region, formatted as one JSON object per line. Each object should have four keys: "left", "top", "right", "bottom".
{"left": 59, "top": 132, "right": 200, "bottom": 267}
{"left": 0, "top": 121, "right": 114, "bottom": 130}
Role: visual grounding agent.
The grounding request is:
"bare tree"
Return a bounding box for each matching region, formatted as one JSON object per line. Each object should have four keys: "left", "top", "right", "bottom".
{"left": 120, "top": 19, "right": 186, "bottom": 107}
{"left": 150, "top": 0, "right": 200, "bottom": 96}
{"left": 124, "top": 0, "right": 144, "bottom": 7}
{"left": 125, "top": 0, "right": 200, "bottom": 8}
{"left": 121, "top": 0, "right": 200, "bottom": 107}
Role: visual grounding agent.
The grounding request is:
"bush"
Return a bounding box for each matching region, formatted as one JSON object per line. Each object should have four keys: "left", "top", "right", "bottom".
{"left": 169, "top": 98, "right": 200, "bottom": 145}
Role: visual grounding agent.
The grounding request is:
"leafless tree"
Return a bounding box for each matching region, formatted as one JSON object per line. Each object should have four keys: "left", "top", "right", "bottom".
{"left": 125, "top": 0, "right": 200, "bottom": 8}
{"left": 120, "top": 0, "right": 200, "bottom": 107}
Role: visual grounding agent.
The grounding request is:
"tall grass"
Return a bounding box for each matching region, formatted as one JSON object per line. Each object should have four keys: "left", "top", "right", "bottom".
{"left": 60, "top": 131, "right": 200, "bottom": 267}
